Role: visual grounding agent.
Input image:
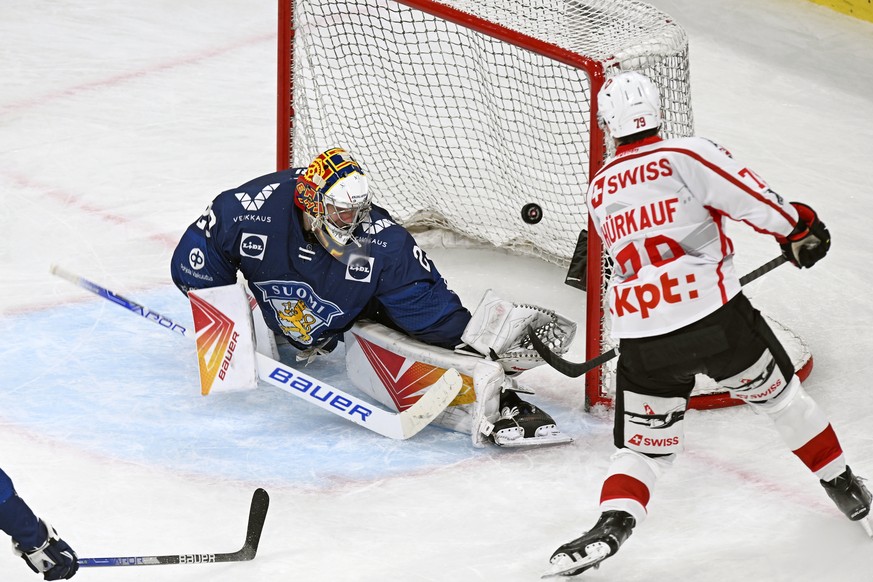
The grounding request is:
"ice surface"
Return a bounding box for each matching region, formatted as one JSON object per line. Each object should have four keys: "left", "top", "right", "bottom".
{"left": 1, "top": 1, "right": 872, "bottom": 580}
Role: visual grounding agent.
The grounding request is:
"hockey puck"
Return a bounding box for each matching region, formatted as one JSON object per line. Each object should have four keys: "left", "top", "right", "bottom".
{"left": 521, "top": 203, "right": 543, "bottom": 224}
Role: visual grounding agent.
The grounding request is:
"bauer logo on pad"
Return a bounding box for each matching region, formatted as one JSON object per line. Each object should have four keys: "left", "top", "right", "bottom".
{"left": 188, "top": 284, "right": 258, "bottom": 395}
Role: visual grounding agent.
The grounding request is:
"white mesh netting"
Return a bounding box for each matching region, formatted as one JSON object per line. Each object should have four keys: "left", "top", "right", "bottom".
{"left": 286, "top": 0, "right": 692, "bottom": 267}
{"left": 280, "top": 0, "right": 810, "bottom": 409}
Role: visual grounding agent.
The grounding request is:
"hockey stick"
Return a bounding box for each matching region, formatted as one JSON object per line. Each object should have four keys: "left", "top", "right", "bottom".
{"left": 50, "top": 265, "right": 462, "bottom": 439}
{"left": 737, "top": 254, "right": 788, "bottom": 286}
{"left": 50, "top": 265, "right": 191, "bottom": 338}
{"left": 529, "top": 255, "right": 789, "bottom": 378}
{"left": 78, "top": 488, "right": 269, "bottom": 567}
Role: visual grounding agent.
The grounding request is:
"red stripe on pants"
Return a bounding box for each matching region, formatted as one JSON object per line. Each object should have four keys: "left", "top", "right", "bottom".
{"left": 793, "top": 424, "right": 843, "bottom": 472}
{"left": 600, "top": 474, "right": 651, "bottom": 508}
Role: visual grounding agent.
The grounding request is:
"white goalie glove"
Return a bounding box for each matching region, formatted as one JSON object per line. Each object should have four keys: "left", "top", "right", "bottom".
{"left": 459, "top": 289, "right": 576, "bottom": 374}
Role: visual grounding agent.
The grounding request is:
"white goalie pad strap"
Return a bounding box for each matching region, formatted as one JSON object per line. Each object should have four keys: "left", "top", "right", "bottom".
{"left": 344, "top": 320, "right": 503, "bottom": 441}
{"left": 188, "top": 283, "right": 258, "bottom": 395}
{"left": 460, "top": 288, "right": 577, "bottom": 373}
{"left": 622, "top": 391, "right": 686, "bottom": 456}
{"left": 466, "top": 361, "right": 504, "bottom": 448}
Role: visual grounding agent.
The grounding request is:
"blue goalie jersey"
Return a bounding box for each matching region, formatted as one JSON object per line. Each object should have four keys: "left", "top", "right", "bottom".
{"left": 170, "top": 168, "right": 471, "bottom": 351}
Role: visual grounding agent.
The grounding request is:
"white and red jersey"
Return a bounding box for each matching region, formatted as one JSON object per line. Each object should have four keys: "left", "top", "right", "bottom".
{"left": 587, "top": 135, "right": 799, "bottom": 338}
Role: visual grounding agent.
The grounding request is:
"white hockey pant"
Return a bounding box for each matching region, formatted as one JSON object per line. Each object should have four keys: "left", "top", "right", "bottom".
{"left": 720, "top": 349, "right": 845, "bottom": 480}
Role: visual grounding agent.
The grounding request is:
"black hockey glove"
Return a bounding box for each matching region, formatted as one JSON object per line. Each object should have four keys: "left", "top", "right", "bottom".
{"left": 779, "top": 202, "right": 830, "bottom": 268}
{"left": 13, "top": 520, "right": 78, "bottom": 580}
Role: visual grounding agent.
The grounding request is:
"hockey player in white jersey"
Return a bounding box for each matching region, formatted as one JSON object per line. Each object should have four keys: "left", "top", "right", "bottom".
{"left": 544, "top": 71, "right": 871, "bottom": 577}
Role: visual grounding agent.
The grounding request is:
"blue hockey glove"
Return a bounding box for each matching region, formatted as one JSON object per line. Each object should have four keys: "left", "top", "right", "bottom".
{"left": 13, "top": 519, "right": 78, "bottom": 580}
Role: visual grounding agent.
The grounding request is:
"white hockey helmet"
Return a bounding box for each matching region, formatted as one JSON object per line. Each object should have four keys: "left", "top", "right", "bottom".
{"left": 294, "top": 147, "right": 371, "bottom": 260}
{"left": 597, "top": 71, "right": 662, "bottom": 139}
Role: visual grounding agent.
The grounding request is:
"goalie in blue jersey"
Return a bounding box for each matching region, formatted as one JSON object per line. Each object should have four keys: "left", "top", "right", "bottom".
{"left": 171, "top": 147, "right": 576, "bottom": 447}
{"left": 0, "top": 467, "right": 78, "bottom": 580}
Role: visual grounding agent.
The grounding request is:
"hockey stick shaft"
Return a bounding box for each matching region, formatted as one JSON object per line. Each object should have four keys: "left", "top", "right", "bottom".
{"left": 77, "top": 488, "right": 269, "bottom": 567}
{"left": 738, "top": 254, "right": 787, "bottom": 286}
{"left": 50, "top": 265, "right": 461, "bottom": 439}
{"left": 531, "top": 254, "right": 790, "bottom": 378}
{"left": 50, "top": 264, "right": 192, "bottom": 339}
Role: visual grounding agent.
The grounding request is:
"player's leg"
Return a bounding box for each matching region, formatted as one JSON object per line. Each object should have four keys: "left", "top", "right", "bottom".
{"left": 548, "top": 333, "right": 699, "bottom": 576}
{"left": 714, "top": 293, "right": 871, "bottom": 528}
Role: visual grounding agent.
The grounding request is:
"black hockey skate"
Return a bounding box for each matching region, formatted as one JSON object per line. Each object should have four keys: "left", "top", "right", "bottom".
{"left": 821, "top": 466, "right": 872, "bottom": 523}
{"left": 489, "top": 390, "right": 572, "bottom": 448}
{"left": 543, "top": 511, "right": 636, "bottom": 578}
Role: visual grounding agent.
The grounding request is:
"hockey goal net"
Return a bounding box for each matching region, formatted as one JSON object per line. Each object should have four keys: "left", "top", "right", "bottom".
{"left": 276, "top": 0, "right": 812, "bottom": 410}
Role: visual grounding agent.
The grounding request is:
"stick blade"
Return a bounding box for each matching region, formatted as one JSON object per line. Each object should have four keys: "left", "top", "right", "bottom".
{"left": 527, "top": 326, "right": 614, "bottom": 378}
{"left": 238, "top": 488, "right": 270, "bottom": 560}
{"left": 397, "top": 368, "right": 463, "bottom": 439}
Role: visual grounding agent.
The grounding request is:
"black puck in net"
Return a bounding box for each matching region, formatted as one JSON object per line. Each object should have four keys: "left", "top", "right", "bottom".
{"left": 521, "top": 203, "right": 543, "bottom": 224}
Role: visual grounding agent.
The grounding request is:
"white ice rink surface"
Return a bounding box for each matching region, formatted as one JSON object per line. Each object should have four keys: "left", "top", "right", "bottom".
{"left": 2, "top": 1, "right": 873, "bottom": 580}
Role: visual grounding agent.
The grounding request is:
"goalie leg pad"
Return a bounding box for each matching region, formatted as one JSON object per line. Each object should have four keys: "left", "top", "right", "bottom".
{"left": 187, "top": 283, "right": 259, "bottom": 395}
{"left": 344, "top": 320, "right": 505, "bottom": 445}
{"left": 344, "top": 321, "right": 571, "bottom": 448}
{"left": 429, "top": 360, "right": 503, "bottom": 447}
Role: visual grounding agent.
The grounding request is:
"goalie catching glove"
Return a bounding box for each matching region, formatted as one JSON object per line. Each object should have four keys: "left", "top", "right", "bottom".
{"left": 458, "top": 289, "right": 576, "bottom": 374}
{"left": 779, "top": 202, "right": 830, "bottom": 268}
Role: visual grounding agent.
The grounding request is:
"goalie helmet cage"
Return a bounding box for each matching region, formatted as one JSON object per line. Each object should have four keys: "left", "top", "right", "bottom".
{"left": 275, "top": 0, "right": 813, "bottom": 410}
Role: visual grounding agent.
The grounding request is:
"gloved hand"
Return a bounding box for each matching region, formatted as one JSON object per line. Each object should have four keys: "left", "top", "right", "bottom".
{"left": 459, "top": 289, "right": 577, "bottom": 374}
{"left": 295, "top": 334, "right": 339, "bottom": 364}
{"left": 779, "top": 202, "right": 830, "bottom": 268}
{"left": 13, "top": 520, "right": 78, "bottom": 580}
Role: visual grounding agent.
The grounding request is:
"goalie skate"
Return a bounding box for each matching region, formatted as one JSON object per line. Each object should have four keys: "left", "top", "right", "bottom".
{"left": 489, "top": 390, "right": 572, "bottom": 448}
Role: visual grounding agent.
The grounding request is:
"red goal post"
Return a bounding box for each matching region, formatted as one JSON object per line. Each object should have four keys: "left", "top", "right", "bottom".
{"left": 275, "top": 0, "right": 811, "bottom": 410}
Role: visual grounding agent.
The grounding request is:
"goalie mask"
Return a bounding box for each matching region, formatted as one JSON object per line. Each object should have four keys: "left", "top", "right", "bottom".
{"left": 597, "top": 71, "right": 662, "bottom": 139}
{"left": 294, "top": 147, "right": 372, "bottom": 261}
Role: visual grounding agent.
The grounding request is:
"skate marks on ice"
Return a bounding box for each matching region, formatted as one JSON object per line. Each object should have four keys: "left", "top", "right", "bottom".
{"left": 0, "top": 286, "right": 594, "bottom": 487}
